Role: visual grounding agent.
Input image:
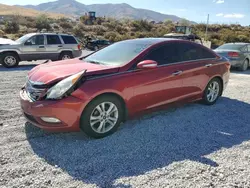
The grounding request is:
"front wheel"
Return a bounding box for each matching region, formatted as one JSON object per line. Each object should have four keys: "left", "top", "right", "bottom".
{"left": 202, "top": 78, "right": 222, "bottom": 105}
{"left": 1, "top": 52, "right": 19, "bottom": 68}
{"left": 80, "top": 96, "right": 124, "bottom": 139}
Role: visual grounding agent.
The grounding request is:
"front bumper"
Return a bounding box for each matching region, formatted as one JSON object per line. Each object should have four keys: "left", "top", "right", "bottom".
{"left": 20, "top": 89, "right": 87, "bottom": 132}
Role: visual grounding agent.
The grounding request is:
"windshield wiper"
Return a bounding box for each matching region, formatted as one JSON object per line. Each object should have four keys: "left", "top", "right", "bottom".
{"left": 86, "top": 60, "right": 104, "bottom": 65}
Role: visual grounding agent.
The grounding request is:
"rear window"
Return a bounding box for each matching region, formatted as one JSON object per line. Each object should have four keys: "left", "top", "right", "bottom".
{"left": 47, "top": 35, "right": 62, "bottom": 45}
{"left": 216, "top": 44, "right": 245, "bottom": 50}
{"left": 61, "top": 35, "right": 77, "bottom": 44}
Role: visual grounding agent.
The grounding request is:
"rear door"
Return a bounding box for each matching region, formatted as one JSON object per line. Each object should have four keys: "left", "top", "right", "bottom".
{"left": 60, "top": 35, "right": 79, "bottom": 51}
{"left": 129, "top": 43, "right": 189, "bottom": 112}
{"left": 45, "top": 34, "right": 63, "bottom": 60}
{"left": 176, "top": 42, "right": 219, "bottom": 98}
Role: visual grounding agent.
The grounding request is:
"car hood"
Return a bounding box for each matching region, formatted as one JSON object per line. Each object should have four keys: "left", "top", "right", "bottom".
{"left": 28, "top": 58, "right": 120, "bottom": 85}
{"left": 0, "top": 38, "right": 18, "bottom": 46}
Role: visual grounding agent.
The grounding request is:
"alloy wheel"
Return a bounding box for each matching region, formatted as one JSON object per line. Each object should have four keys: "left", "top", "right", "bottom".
{"left": 90, "top": 102, "right": 119, "bottom": 134}
{"left": 206, "top": 81, "right": 220, "bottom": 103}
{"left": 4, "top": 56, "right": 16, "bottom": 66}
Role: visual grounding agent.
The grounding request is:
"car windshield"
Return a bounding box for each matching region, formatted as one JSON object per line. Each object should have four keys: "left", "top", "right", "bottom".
{"left": 84, "top": 41, "right": 152, "bottom": 66}
{"left": 216, "top": 44, "right": 245, "bottom": 50}
{"left": 15, "top": 34, "right": 34, "bottom": 44}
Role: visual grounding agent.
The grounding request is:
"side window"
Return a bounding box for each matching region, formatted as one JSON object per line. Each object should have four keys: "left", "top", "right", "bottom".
{"left": 178, "top": 43, "right": 216, "bottom": 61}
{"left": 240, "top": 45, "right": 248, "bottom": 52}
{"left": 104, "top": 41, "right": 110, "bottom": 45}
{"left": 61, "top": 35, "right": 77, "bottom": 44}
{"left": 25, "top": 35, "right": 44, "bottom": 45}
{"left": 47, "top": 35, "right": 62, "bottom": 45}
{"left": 143, "top": 43, "right": 182, "bottom": 65}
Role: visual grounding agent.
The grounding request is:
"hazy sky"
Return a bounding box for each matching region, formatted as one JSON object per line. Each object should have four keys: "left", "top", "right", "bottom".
{"left": 0, "top": 0, "right": 249, "bottom": 26}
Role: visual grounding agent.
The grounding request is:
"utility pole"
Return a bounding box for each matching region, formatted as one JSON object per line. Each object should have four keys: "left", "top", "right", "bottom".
{"left": 205, "top": 14, "right": 209, "bottom": 41}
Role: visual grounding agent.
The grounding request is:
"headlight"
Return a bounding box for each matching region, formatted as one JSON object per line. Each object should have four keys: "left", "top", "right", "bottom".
{"left": 46, "top": 70, "right": 86, "bottom": 100}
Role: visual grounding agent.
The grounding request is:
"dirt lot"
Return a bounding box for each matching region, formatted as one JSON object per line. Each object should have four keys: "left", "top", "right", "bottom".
{"left": 0, "top": 61, "right": 250, "bottom": 188}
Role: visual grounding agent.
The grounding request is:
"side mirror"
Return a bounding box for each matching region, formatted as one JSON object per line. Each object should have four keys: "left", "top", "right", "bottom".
{"left": 137, "top": 60, "right": 158, "bottom": 69}
{"left": 25, "top": 41, "right": 32, "bottom": 45}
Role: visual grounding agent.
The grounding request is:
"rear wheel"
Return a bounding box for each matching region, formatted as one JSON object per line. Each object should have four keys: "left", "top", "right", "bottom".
{"left": 239, "top": 59, "right": 249, "bottom": 71}
{"left": 1, "top": 52, "right": 19, "bottom": 68}
{"left": 59, "top": 52, "right": 73, "bottom": 60}
{"left": 202, "top": 78, "right": 222, "bottom": 105}
{"left": 80, "top": 95, "right": 124, "bottom": 139}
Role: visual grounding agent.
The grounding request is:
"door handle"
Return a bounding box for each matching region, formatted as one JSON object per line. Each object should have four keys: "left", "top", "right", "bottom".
{"left": 39, "top": 46, "right": 45, "bottom": 48}
{"left": 58, "top": 45, "right": 63, "bottom": 48}
{"left": 172, "top": 70, "right": 183, "bottom": 76}
{"left": 205, "top": 64, "right": 213, "bottom": 67}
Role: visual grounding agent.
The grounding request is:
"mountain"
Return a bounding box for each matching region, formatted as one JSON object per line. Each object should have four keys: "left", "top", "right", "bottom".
{"left": 0, "top": 3, "right": 65, "bottom": 18}
{"left": 20, "top": 0, "right": 188, "bottom": 22}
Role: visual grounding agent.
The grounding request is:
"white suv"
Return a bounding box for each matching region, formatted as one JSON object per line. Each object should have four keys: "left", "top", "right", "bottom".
{"left": 0, "top": 33, "right": 82, "bottom": 68}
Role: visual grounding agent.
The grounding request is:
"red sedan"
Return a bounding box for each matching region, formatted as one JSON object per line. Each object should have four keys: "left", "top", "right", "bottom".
{"left": 20, "top": 38, "right": 230, "bottom": 138}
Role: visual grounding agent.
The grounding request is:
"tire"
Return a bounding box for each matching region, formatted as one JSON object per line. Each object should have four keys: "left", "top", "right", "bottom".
{"left": 80, "top": 95, "right": 124, "bottom": 139}
{"left": 94, "top": 46, "right": 99, "bottom": 51}
{"left": 58, "top": 52, "right": 73, "bottom": 60}
{"left": 202, "top": 78, "right": 222, "bottom": 105}
{"left": 1, "top": 52, "right": 19, "bottom": 68}
{"left": 239, "top": 59, "right": 249, "bottom": 71}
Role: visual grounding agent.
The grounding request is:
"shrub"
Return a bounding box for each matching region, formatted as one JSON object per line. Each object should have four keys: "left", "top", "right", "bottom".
{"left": 36, "top": 14, "right": 51, "bottom": 31}
{"left": 59, "top": 21, "right": 73, "bottom": 30}
{"left": 0, "top": 29, "right": 5, "bottom": 36}
{"left": 104, "top": 31, "right": 119, "bottom": 42}
{"left": 236, "top": 35, "right": 250, "bottom": 43}
{"left": 73, "top": 24, "right": 85, "bottom": 38}
{"left": 131, "top": 20, "right": 153, "bottom": 32}
{"left": 4, "top": 21, "right": 20, "bottom": 34}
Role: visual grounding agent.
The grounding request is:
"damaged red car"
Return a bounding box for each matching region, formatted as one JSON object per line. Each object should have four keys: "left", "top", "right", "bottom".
{"left": 20, "top": 38, "right": 230, "bottom": 138}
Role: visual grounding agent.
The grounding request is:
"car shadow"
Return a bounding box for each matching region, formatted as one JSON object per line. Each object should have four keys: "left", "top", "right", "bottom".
{"left": 25, "top": 97, "right": 250, "bottom": 187}
{"left": 0, "top": 64, "right": 37, "bottom": 72}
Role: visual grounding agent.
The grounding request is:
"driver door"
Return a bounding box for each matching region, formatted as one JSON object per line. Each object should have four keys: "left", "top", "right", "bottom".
{"left": 20, "top": 34, "right": 46, "bottom": 61}
{"left": 129, "top": 43, "right": 187, "bottom": 113}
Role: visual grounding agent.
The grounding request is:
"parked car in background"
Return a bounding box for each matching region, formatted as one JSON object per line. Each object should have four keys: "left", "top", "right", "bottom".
{"left": 0, "top": 33, "right": 82, "bottom": 68}
{"left": 86, "top": 39, "right": 111, "bottom": 51}
{"left": 214, "top": 43, "right": 250, "bottom": 71}
{"left": 20, "top": 38, "right": 230, "bottom": 139}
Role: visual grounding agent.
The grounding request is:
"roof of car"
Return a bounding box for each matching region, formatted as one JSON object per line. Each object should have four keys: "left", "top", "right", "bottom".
{"left": 121, "top": 38, "right": 180, "bottom": 45}
{"left": 225, "top": 42, "right": 249, "bottom": 45}
{"left": 29, "top": 33, "right": 74, "bottom": 36}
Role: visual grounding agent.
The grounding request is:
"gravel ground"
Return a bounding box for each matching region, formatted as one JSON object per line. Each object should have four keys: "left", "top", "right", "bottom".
{"left": 0, "top": 59, "right": 250, "bottom": 188}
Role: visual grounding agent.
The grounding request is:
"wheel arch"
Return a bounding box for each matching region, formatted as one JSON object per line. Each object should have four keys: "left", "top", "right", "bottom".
{"left": 0, "top": 51, "right": 20, "bottom": 61}
{"left": 83, "top": 92, "right": 129, "bottom": 122}
{"left": 60, "top": 50, "right": 73, "bottom": 53}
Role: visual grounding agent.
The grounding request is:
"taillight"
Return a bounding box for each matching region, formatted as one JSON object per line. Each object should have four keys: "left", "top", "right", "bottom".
{"left": 228, "top": 52, "right": 239, "bottom": 57}
{"left": 77, "top": 44, "right": 82, "bottom": 50}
